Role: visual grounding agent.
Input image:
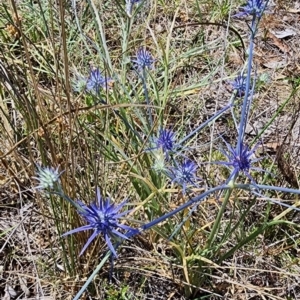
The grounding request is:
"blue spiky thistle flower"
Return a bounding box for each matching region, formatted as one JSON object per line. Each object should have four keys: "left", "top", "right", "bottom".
{"left": 62, "top": 187, "right": 136, "bottom": 257}
{"left": 169, "top": 159, "right": 200, "bottom": 193}
{"left": 155, "top": 129, "right": 176, "bottom": 154}
{"left": 217, "top": 140, "right": 263, "bottom": 184}
{"left": 235, "top": 0, "right": 267, "bottom": 18}
{"left": 33, "top": 166, "right": 62, "bottom": 190}
{"left": 86, "top": 68, "right": 112, "bottom": 93}
{"left": 231, "top": 74, "right": 248, "bottom": 97}
{"left": 150, "top": 129, "right": 177, "bottom": 173}
{"left": 125, "top": 0, "right": 142, "bottom": 17}
{"left": 133, "top": 47, "right": 155, "bottom": 69}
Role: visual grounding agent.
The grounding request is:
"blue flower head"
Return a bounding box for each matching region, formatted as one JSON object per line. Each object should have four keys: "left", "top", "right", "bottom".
{"left": 236, "top": 0, "right": 267, "bottom": 18}
{"left": 133, "top": 47, "right": 155, "bottom": 70}
{"left": 218, "top": 140, "right": 262, "bottom": 184}
{"left": 156, "top": 129, "right": 176, "bottom": 154}
{"left": 33, "top": 166, "right": 62, "bottom": 190}
{"left": 63, "top": 188, "right": 136, "bottom": 257}
{"left": 231, "top": 74, "right": 247, "bottom": 97}
{"left": 126, "top": 0, "right": 142, "bottom": 17}
{"left": 86, "top": 68, "right": 112, "bottom": 94}
{"left": 169, "top": 159, "right": 200, "bottom": 194}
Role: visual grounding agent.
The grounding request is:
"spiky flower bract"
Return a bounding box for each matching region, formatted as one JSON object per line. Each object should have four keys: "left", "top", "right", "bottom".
{"left": 72, "top": 73, "right": 87, "bottom": 93}
{"left": 231, "top": 74, "right": 248, "bottom": 97}
{"left": 169, "top": 159, "right": 199, "bottom": 194}
{"left": 156, "top": 129, "right": 176, "bottom": 154}
{"left": 218, "top": 140, "right": 262, "bottom": 184}
{"left": 133, "top": 47, "right": 155, "bottom": 69}
{"left": 33, "top": 166, "right": 62, "bottom": 190}
{"left": 152, "top": 148, "right": 168, "bottom": 174}
{"left": 62, "top": 188, "right": 136, "bottom": 257}
{"left": 236, "top": 0, "right": 267, "bottom": 18}
{"left": 86, "top": 68, "right": 112, "bottom": 93}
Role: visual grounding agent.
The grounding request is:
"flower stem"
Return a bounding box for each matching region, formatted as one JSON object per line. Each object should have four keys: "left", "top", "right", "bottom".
{"left": 237, "top": 17, "right": 256, "bottom": 154}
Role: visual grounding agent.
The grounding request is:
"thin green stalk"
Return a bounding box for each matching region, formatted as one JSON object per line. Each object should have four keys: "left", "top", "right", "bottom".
{"left": 206, "top": 187, "right": 233, "bottom": 248}
{"left": 141, "top": 68, "right": 153, "bottom": 127}
{"left": 121, "top": 17, "right": 134, "bottom": 84}
{"left": 49, "top": 194, "right": 73, "bottom": 274}
{"left": 218, "top": 219, "right": 294, "bottom": 262}
{"left": 87, "top": 0, "right": 112, "bottom": 71}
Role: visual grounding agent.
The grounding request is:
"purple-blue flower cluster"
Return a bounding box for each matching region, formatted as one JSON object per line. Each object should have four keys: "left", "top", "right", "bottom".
{"left": 170, "top": 159, "right": 199, "bottom": 194}
{"left": 86, "top": 68, "right": 112, "bottom": 93}
{"left": 235, "top": 0, "right": 267, "bottom": 18}
{"left": 151, "top": 128, "right": 200, "bottom": 193}
{"left": 231, "top": 74, "right": 248, "bottom": 97}
{"left": 63, "top": 188, "right": 136, "bottom": 257}
{"left": 133, "top": 47, "right": 155, "bottom": 69}
{"left": 125, "top": 0, "right": 142, "bottom": 17}
{"left": 217, "top": 140, "right": 262, "bottom": 184}
{"left": 155, "top": 129, "right": 176, "bottom": 154}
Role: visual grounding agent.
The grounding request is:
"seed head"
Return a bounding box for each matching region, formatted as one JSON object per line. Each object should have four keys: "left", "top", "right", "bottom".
{"left": 72, "top": 74, "right": 87, "bottom": 93}
{"left": 152, "top": 149, "right": 168, "bottom": 173}
{"left": 33, "top": 166, "right": 62, "bottom": 190}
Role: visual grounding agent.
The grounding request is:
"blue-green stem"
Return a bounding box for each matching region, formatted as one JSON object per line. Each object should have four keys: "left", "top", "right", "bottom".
{"left": 73, "top": 251, "right": 111, "bottom": 300}
{"left": 133, "top": 180, "right": 300, "bottom": 236}
{"left": 239, "top": 184, "right": 300, "bottom": 196}
{"left": 237, "top": 16, "right": 256, "bottom": 154}
{"left": 139, "top": 185, "right": 229, "bottom": 233}
{"left": 51, "top": 186, "right": 80, "bottom": 211}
